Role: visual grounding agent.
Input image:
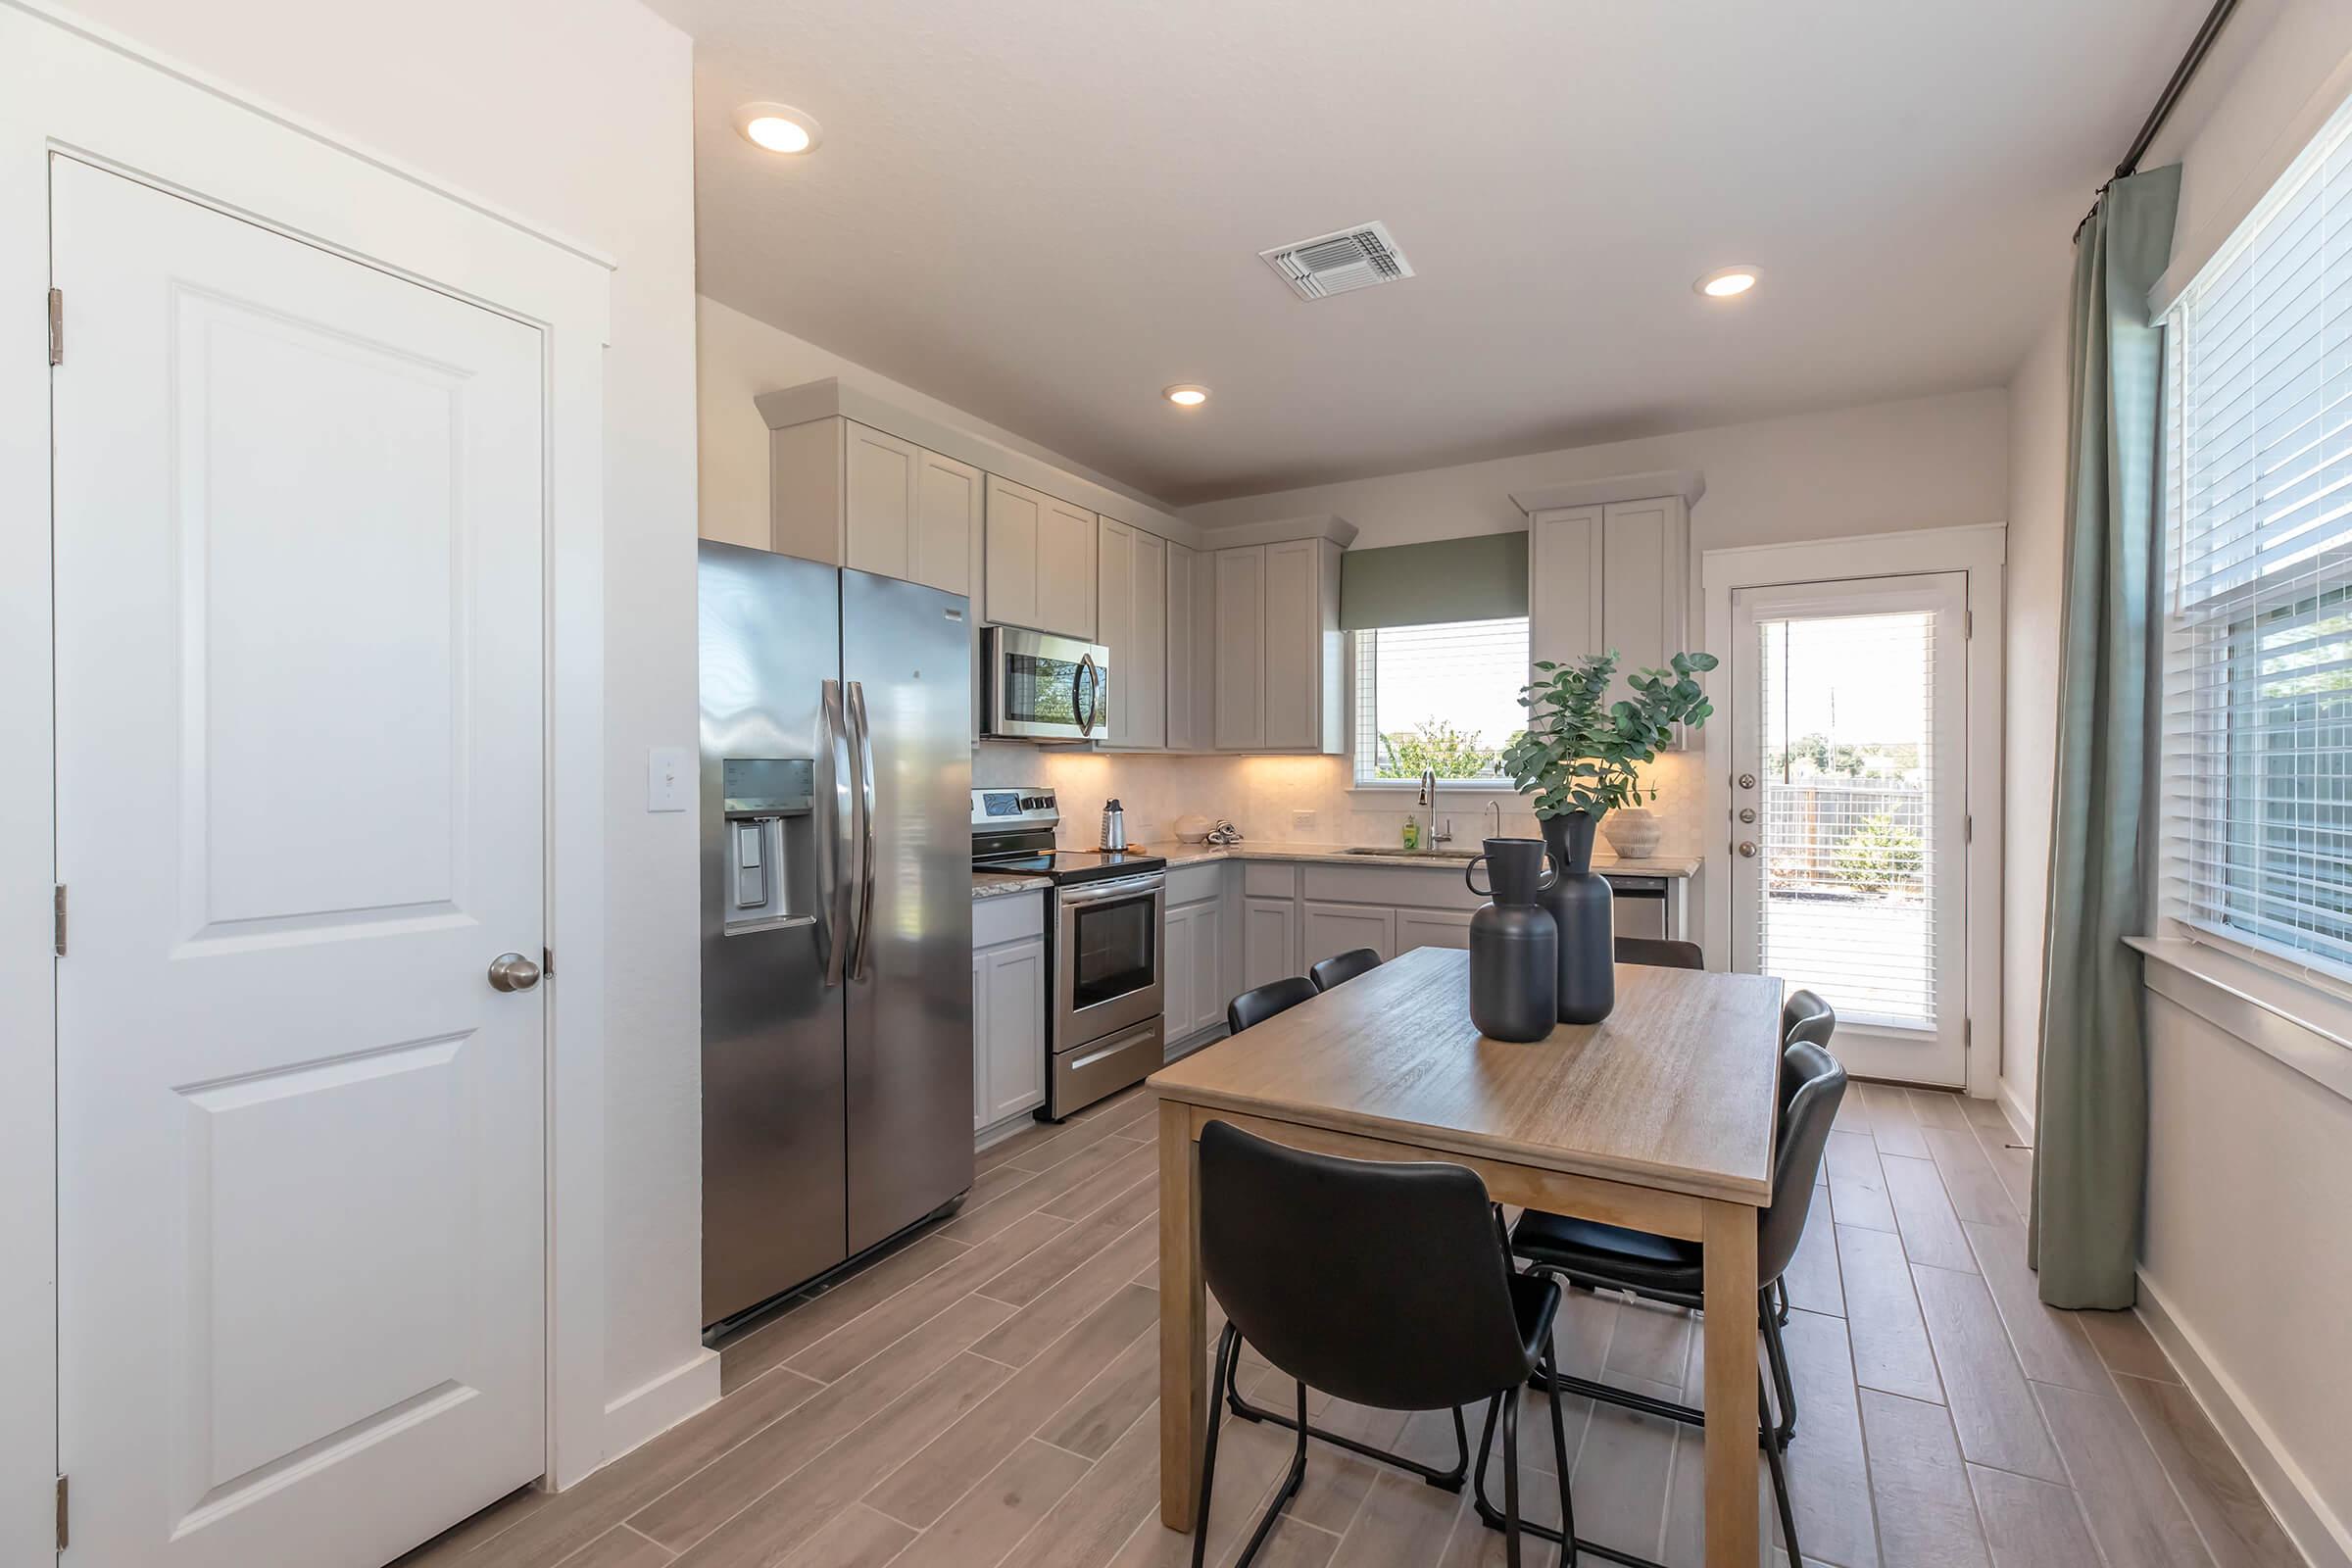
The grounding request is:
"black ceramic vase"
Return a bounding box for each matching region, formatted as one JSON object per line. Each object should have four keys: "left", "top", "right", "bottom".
{"left": 1464, "top": 839, "right": 1558, "bottom": 1041}
{"left": 1539, "top": 812, "right": 1615, "bottom": 1024}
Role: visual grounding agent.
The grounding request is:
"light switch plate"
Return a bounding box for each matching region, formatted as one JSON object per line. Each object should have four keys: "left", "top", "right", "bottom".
{"left": 1292, "top": 809, "right": 1317, "bottom": 833}
{"left": 647, "top": 747, "right": 690, "bottom": 812}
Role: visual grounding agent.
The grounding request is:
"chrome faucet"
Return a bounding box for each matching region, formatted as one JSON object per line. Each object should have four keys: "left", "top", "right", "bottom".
{"left": 1485, "top": 799, "right": 1503, "bottom": 842}
{"left": 1418, "top": 767, "right": 1451, "bottom": 845}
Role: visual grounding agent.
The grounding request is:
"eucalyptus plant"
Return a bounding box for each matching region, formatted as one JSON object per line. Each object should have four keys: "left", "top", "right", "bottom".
{"left": 1500, "top": 649, "right": 1719, "bottom": 820}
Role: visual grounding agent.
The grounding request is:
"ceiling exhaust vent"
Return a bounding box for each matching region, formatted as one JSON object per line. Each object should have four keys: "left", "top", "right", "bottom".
{"left": 1259, "top": 221, "right": 1415, "bottom": 301}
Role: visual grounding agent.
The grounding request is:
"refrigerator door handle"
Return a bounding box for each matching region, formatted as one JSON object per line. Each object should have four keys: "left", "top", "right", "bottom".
{"left": 819, "top": 678, "right": 852, "bottom": 988}
{"left": 846, "top": 678, "right": 879, "bottom": 981}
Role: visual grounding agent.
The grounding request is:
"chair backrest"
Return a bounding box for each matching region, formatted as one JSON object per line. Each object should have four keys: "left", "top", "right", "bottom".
{"left": 1226, "top": 975, "right": 1319, "bottom": 1035}
{"left": 1614, "top": 936, "right": 1703, "bottom": 970}
{"left": 1199, "top": 1118, "right": 1538, "bottom": 1409}
{"left": 1782, "top": 987, "right": 1835, "bottom": 1046}
{"left": 1308, "top": 948, "right": 1383, "bottom": 992}
{"left": 1757, "top": 1039, "right": 1846, "bottom": 1286}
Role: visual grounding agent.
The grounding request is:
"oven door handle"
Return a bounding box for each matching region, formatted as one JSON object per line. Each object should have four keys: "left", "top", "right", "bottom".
{"left": 1058, "top": 873, "right": 1165, "bottom": 906}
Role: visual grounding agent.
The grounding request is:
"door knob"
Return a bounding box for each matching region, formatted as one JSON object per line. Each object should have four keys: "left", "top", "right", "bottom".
{"left": 1738, "top": 842, "right": 1757, "bottom": 858}
{"left": 488, "top": 953, "right": 542, "bottom": 992}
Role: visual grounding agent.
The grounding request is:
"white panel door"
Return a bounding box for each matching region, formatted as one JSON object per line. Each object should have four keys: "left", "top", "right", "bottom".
{"left": 1263, "top": 539, "right": 1318, "bottom": 749}
{"left": 1165, "top": 540, "right": 1199, "bottom": 750}
{"left": 1242, "top": 898, "right": 1297, "bottom": 990}
{"left": 1131, "top": 531, "right": 1167, "bottom": 750}
{"left": 1162, "top": 905, "right": 1200, "bottom": 1037}
{"left": 1529, "top": 506, "right": 1602, "bottom": 678}
{"left": 1214, "top": 547, "right": 1266, "bottom": 750}
{"left": 1729, "top": 573, "right": 1969, "bottom": 1086}
{"left": 981, "top": 940, "right": 1048, "bottom": 1121}
{"left": 1396, "top": 906, "right": 1475, "bottom": 953}
{"left": 1097, "top": 517, "right": 1137, "bottom": 747}
{"left": 1038, "top": 496, "right": 1099, "bottom": 640}
{"left": 912, "top": 447, "right": 980, "bottom": 597}
{"left": 51, "top": 158, "right": 547, "bottom": 1568}
{"left": 985, "top": 475, "right": 1043, "bottom": 630}
{"left": 1301, "top": 903, "right": 1396, "bottom": 972}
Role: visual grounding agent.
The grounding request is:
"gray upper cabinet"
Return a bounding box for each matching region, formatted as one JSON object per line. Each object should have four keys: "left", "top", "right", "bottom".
{"left": 767, "top": 416, "right": 979, "bottom": 597}
{"left": 1164, "top": 539, "right": 1200, "bottom": 751}
{"left": 1097, "top": 516, "right": 1168, "bottom": 750}
{"left": 1213, "top": 537, "right": 1343, "bottom": 755}
{"left": 1529, "top": 492, "right": 1690, "bottom": 735}
{"left": 988, "top": 475, "right": 1096, "bottom": 639}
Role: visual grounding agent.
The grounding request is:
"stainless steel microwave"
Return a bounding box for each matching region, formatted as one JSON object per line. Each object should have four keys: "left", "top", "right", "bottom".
{"left": 981, "top": 626, "right": 1110, "bottom": 741}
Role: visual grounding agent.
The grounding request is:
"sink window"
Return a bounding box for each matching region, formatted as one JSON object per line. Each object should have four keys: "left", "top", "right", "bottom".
{"left": 1349, "top": 617, "right": 1530, "bottom": 788}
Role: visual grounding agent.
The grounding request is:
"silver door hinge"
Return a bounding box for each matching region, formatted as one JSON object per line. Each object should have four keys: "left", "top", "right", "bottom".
{"left": 1964, "top": 1017, "right": 1973, "bottom": 1049}
{"left": 47, "top": 288, "right": 63, "bottom": 366}
{"left": 542, "top": 946, "right": 555, "bottom": 978}
{"left": 55, "top": 1473, "right": 67, "bottom": 1550}
{"left": 1965, "top": 609, "right": 1974, "bottom": 640}
{"left": 1965, "top": 814, "right": 1974, "bottom": 844}
{"left": 52, "top": 885, "right": 66, "bottom": 956}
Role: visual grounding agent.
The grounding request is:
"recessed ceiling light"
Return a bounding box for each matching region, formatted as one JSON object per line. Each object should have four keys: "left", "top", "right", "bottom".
{"left": 1695, "top": 266, "right": 1760, "bottom": 298}
{"left": 735, "top": 102, "right": 821, "bottom": 155}
{"left": 1163, "top": 384, "right": 1209, "bottom": 408}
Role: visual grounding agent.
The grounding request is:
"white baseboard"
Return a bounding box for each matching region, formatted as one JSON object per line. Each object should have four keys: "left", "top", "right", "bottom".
{"left": 2136, "top": 1271, "right": 2350, "bottom": 1568}
{"left": 600, "top": 1348, "right": 721, "bottom": 1472}
{"left": 1995, "top": 1077, "right": 2036, "bottom": 1145}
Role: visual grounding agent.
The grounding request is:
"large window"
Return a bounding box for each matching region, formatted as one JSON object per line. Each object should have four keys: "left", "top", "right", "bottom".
{"left": 1349, "top": 617, "right": 1529, "bottom": 785}
{"left": 2161, "top": 92, "right": 2352, "bottom": 978}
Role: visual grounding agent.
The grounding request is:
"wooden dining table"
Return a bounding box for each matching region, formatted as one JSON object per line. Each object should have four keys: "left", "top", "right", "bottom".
{"left": 1147, "top": 945, "right": 1786, "bottom": 1567}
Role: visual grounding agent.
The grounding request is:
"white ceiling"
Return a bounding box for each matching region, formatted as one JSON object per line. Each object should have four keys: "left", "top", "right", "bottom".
{"left": 650, "top": 0, "right": 2214, "bottom": 505}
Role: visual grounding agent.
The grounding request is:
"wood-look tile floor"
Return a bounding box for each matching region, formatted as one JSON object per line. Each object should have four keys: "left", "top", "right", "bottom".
{"left": 397, "top": 1079, "right": 2301, "bottom": 1568}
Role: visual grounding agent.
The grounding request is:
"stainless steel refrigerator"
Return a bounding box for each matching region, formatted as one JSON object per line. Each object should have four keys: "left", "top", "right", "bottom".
{"left": 698, "top": 541, "right": 974, "bottom": 1328}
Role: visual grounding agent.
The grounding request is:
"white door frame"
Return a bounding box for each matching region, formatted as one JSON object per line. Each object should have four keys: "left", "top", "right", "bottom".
{"left": 0, "top": 4, "right": 617, "bottom": 1558}
{"left": 1700, "top": 523, "right": 2006, "bottom": 1100}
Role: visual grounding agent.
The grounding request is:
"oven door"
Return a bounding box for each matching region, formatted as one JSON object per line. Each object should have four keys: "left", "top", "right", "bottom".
{"left": 1054, "top": 872, "right": 1164, "bottom": 1046}
{"left": 983, "top": 625, "right": 1108, "bottom": 741}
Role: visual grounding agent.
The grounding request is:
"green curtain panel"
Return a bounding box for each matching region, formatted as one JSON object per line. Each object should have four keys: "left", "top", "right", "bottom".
{"left": 2031, "top": 164, "right": 2180, "bottom": 1310}
{"left": 1338, "top": 531, "right": 1528, "bottom": 631}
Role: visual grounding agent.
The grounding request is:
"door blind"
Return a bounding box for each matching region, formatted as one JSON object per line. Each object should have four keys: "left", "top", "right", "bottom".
{"left": 1755, "top": 611, "right": 1940, "bottom": 1027}
{"left": 2160, "top": 90, "right": 2352, "bottom": 978}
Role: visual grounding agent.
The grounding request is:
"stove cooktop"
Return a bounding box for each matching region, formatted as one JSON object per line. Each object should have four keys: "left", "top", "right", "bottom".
{"left": 972, "top": 847, "right": 1166, "bottom": 887}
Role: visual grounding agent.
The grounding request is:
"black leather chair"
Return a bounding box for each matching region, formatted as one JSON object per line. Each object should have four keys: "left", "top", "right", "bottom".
{"left": 1614, "top": 935, "right": 1704, "bottom": 969}
{"left": 1307, "top": 947, "right": 1383, "bottom": 992}
{"left": 1504, "top": 1039, "right": 1846, "bottom": 1563}
{"left": 1783, "top": 986, "right": 1836, "bottom": 1050}
{"left": 1195, "top": 1120, "right": 1573, "bottom": 1568}
{"left": 1225, "top": 975, "right": 1318, "bottom": 1036}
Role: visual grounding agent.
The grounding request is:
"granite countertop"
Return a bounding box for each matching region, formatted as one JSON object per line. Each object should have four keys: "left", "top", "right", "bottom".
{"left": 1139, "top": 841, "right": 1703, "bottom": 878}
{"left": 970, "top": 871, "right": 1052, "bottom": 901}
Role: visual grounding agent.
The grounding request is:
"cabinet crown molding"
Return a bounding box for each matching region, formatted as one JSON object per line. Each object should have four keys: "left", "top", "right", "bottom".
{"left": 755, "top": 375, "right": 1197, "bottom": 546}
{"left": 1193, "top": 513, "right": 1359, "bottom": 551}
{"left": 1508, "top": 468, "right": 1705, "bottom": 515}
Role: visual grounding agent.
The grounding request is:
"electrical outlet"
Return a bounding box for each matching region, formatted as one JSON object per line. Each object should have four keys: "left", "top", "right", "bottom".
{"left": 1291, "top": 809, "right": 1317, "bottom": 833}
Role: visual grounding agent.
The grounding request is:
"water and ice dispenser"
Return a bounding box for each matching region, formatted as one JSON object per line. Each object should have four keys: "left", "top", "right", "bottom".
{"left": 719, "top": 758, "right": 818, "bottom": 933}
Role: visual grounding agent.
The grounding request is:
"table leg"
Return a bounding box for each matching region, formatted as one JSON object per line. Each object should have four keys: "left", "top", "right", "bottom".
{"left": 1702, "top": 1198, "right": 1762, "bottom": 1566}
{"left": 1158, "top": 1100, "right": 1205, "bottom": 1529}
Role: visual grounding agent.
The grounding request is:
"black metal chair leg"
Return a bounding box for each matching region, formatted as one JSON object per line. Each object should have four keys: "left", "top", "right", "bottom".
{"left": 1760, "top": 1293, "right": 1797, "bottom": 1450}
{"left": 1192, "top": 1322, "right": 1239, "bottom": 1568}
{"left": 1761, "top": 1372, "right": 1802, "bottom": 1563}
{"left": 1543, "top": 1335, "right": 1577, "bottom": 1567}
{"left": 1225, "top": 1373, "right": 1472, "bottom": 1491}
{"left": 1773, "top": 1277, "right": 1791, "bottom": 1325}
{"left": 1501, "top": 1381, "right": 1523, "bottom": 1568}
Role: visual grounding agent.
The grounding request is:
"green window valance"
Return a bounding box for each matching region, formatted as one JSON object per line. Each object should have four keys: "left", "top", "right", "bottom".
{"left": 1338, "top": 530, "right": 1529, "bottom": 631}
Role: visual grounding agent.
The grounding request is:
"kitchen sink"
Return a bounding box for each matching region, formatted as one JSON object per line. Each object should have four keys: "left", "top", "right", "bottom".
{"left": 1337, "top": 846, "right": 1481, "bottom": 859}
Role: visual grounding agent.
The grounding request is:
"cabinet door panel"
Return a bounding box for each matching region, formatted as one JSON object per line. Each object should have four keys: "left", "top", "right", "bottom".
{"left": 913, "top": 448, "right": 980, "bottom": 597}
{"left": 1241, "top": 897, "right": 1296, "bottom": 991}
{"left": 971, "top": 951, "right": 990, "bottom": 1131}
{"left": 1396, "top": 907, "right": 1475, "bottom": 954}
{"left": 1263, "top": 539, "right": 1317, "bottom": 749}
{"left": 982, "top": 939, "right": 1047, "bottom": 1121}
{"left": 1214, "top": 547, "right": 1266, "bottom": 750}
{"left": 1601, "top": 499, "right": 1673, "bottom": 699}
{"left": 1165, "top": 540, "right": 1197, "bottom": 750}
{"left": 1038, "top": 497, "right": 1098, "bottom": 639}
{"left": 845, "top": 421, "right": 918, "bottom": 580}
{"left": 1131, "top": 531, "right": 1167, "bottom": 750}
{"left": 1530, "top": 506, "right": 1603, "bottom": 678}
{"left": 1162, "top": 905, "right": 1197, "bottom": 1037}
{"left": 985, "top": 476, "right": 1043, "bottom": 630}
{"left": 1301, "top": 902, "right": 1396, "bottom": 972}
{"left": 1191, "top": 903, "right": 1224, "bottom": 1035}
{"left": 1097, "top": 518, "right": 1136, "bottom": 747}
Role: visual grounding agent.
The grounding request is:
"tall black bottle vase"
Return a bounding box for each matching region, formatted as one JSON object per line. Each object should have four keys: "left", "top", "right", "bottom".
{"left": 1538, "top": 811, "right": 1615, "bottom": 1024}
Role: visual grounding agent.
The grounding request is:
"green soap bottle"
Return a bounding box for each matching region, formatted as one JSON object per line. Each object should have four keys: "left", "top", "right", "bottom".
{"left": 1402, "top": 815, "right": 1420, "bottom": 851}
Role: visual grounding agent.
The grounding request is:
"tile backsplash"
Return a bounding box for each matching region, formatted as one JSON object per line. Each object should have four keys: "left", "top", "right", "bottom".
{"left": 973, "top": 744, "right": 1706, "bottom": 857}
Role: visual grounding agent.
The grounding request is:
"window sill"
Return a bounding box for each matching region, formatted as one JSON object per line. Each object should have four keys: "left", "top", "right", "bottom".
{"left": 2127, "top": 935, "right": 2352, "bottom": 1106}
{"left": 1348, "top": 782, "right": 1527, "bottom": 801}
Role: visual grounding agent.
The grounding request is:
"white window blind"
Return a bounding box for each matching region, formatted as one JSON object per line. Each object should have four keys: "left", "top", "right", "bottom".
{"left": 2161, "top": 90, "right": 2352, "bottom": 980}
{"left": 1350, "top": 617, "right": 1529, "bottom": 785}
{"left": 1754, "top": 611, "right": 1940, "bottom": 1027}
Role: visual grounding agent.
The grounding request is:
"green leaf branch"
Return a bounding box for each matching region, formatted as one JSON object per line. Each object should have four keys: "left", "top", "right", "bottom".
{"left": 1500, "top": 649, "right": 1719, "bottom": 820}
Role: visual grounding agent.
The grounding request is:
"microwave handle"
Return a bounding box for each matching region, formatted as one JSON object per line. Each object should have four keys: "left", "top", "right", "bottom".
{"left": 1075, "top": 653, "right": 1099, "bottom": 737}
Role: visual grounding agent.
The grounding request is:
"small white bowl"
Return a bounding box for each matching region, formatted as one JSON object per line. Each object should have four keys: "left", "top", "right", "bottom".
{"left": 1173, "top": 813, "right": 1213, "bottom": 844}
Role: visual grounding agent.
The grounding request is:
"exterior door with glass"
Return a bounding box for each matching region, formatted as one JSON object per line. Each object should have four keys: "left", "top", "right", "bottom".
{"left": 1729, "top": 573, "right": 1969, "bottom": 1086}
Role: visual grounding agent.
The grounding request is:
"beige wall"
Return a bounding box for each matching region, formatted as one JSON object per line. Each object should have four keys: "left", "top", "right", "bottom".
{"left": 59, "top": 0, "right": 710, "bottom": 1439}
{"left": 2000, "top": 2, "right": 2352, "bottom": 1558}
{"left": 2000, "top": 309, "right": 2069, "bottom": 1130}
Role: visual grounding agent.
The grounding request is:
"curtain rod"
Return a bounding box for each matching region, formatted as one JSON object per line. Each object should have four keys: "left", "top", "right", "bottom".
{"left": 2076, "top": 0, "right": 2242, "bottom": 237}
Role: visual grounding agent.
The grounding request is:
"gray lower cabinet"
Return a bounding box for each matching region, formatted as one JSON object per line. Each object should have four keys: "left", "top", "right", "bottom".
{"left": 1396, "top": 906, "right": 1475, "bottom": 951}
{"left": 1162, "top": 898, "right": 1225, "bottom": 1041}
{"left": 973, "top": 896, "right": 1047, "bottom": 1132}
{"left": 1241, "top": 898, "right": 1297, "bottom": 991}
{"left": 1300, "top": 901, "right": 1396, "bottom": 972}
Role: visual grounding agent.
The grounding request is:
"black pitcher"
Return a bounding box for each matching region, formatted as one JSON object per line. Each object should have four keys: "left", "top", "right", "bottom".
{"left": 1464, "top": 838, "right": 1559, "bottom": 1041}
{"left": 1538, "top": 811, "right": 1615, "bottom": 1023}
